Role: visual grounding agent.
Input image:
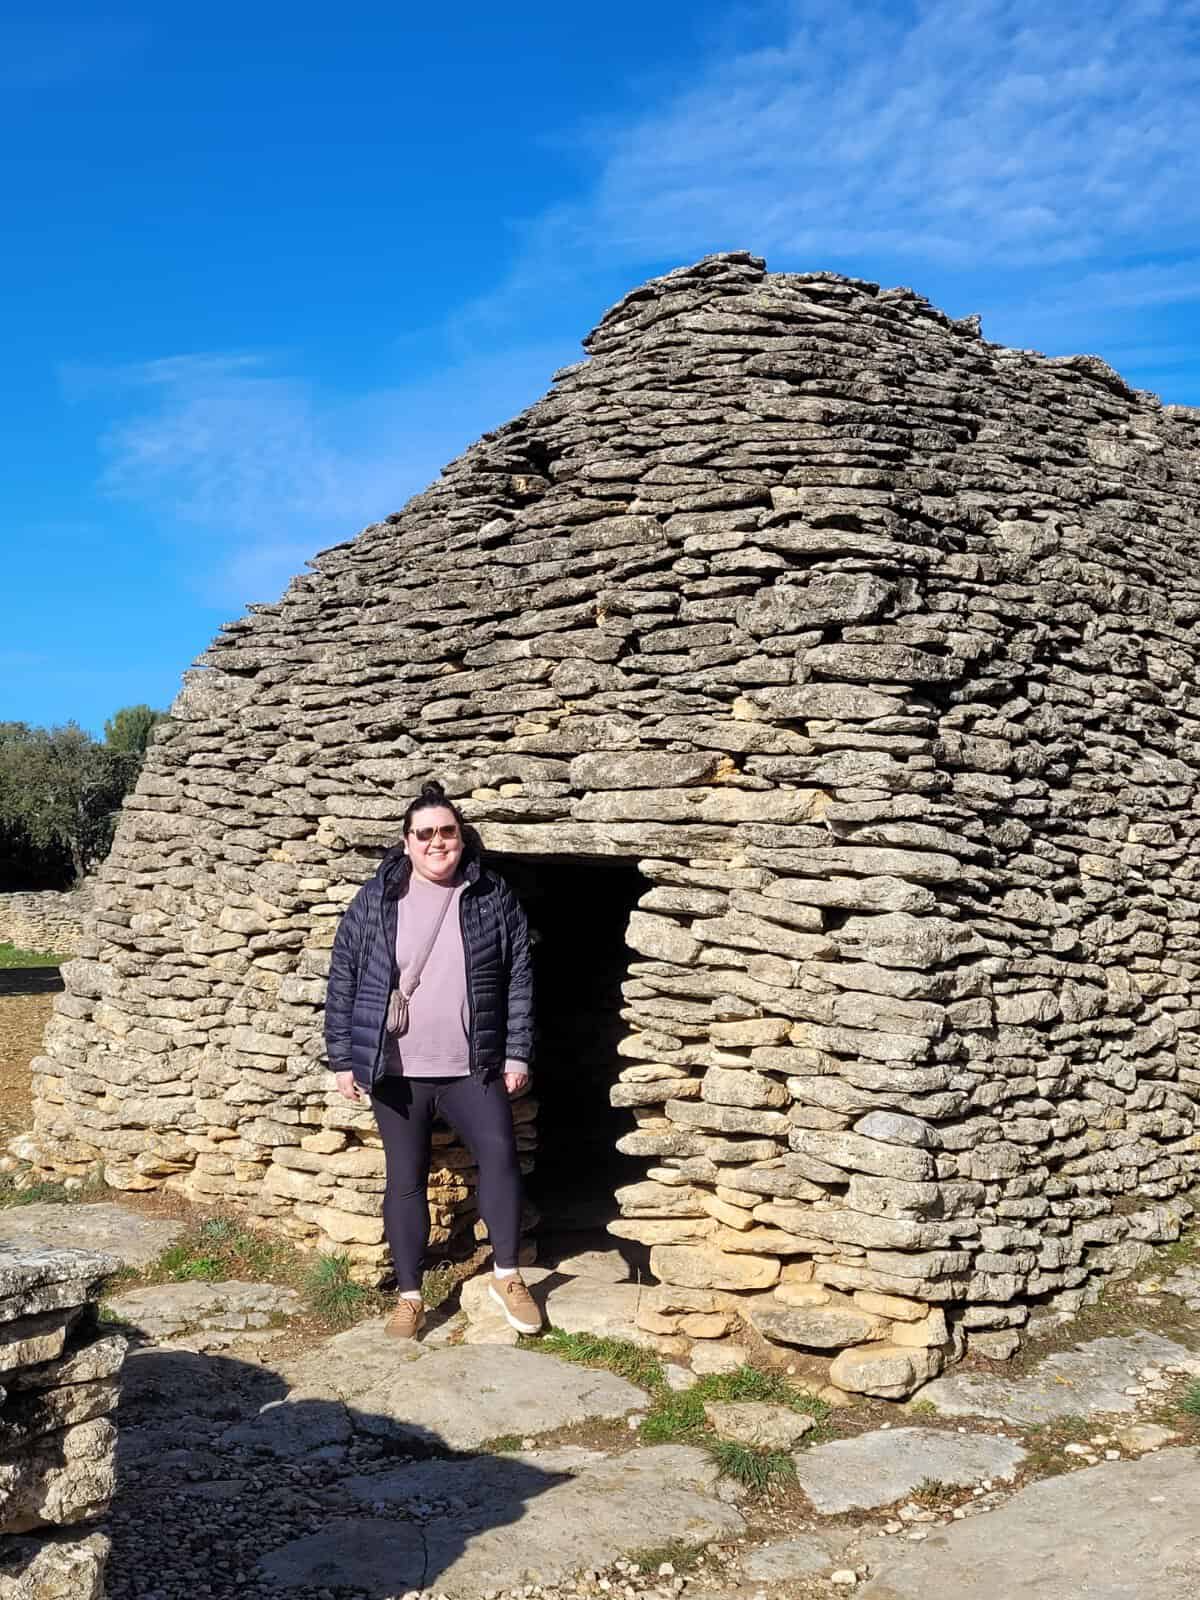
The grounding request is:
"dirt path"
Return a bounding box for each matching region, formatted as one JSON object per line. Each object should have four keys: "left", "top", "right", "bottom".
{"left": 0, "top": 968, "right": 58, "bottom": 1146}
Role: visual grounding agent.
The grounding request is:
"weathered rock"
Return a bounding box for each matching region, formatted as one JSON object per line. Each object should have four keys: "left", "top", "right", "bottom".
{"left": 829, "top": 1341, "right": 943, "bottom": 1398}
{"left": 740, "top": 1536, "right": 841, "bottom": 1582}
{"left": 219, "top": 1395, "right": 354, "bottom": 1460}
{"left": 0, "top": 1418, "right": 116, "bottom": 1532}
{"left": 688, "top": 1340, "right": 746, "bottom": 1376}
{"left": 104, "top": 1280, "right": 302, "bottom": 1338}
{"left": 920, "top": 1332, "right": 1200, "bottom": 1423}
{"left": 261, "top": 1445, "right": 744, "bottom": 1591}
{"left": 704, "top": 1400, "right": 817, "bottom": 1449}
{"left": 651, "top": 1245, "right": 781, "bottom": 1291}
{"left": 0, "top": 1529, "right": 108, "bottom": 1600}
{"left": 0, "top": 1205, "right": 185, "bottom": 1270}
{"left": 856, "top": 1450, "right": 1200, "bottom": 1600}
{"left": 283, "top": 1340, "right": 646, "bottom": 1450}
{"left": 0, "top": 1247, "right": 119, "bottom": 1323}
{"left": 749, "top": 1301, "right": 887, "bottom": 1351}
{"left": 791, "top": 1426, "right": 1026, "bottom": 1513}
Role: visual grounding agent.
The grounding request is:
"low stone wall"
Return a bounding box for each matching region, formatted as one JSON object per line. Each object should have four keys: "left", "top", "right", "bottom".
{"left": 0, "top": 1243, "right": 125, "bottom": 1600}
{"left": 0, "top": 890, "right": 91, "bottom": 958}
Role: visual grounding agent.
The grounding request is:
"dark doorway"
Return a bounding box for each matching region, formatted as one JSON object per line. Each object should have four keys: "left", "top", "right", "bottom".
{"left": 488, "top": 854, "right": 647, "bottom": 1262}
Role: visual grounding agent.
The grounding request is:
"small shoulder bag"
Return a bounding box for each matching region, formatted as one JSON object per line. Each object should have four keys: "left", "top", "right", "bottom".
{"left": 385, "top": 889, "right": 456, "bottom": 1037}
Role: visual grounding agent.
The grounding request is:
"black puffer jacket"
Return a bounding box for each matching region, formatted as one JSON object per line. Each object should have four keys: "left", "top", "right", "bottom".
{"left": 323, "top": 847, "right": 533, "bottom": 1091}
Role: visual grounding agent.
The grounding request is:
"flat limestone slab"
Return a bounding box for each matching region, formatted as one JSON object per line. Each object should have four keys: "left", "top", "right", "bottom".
{"left": 460, "top": 1268, "right": 677, "bottom": 1351}
{"left": 742, "top": 1536, "right": 841, "bottom": 1581}
{"left": 792, "top": 1428, "right": 1026, "bottom": 1514}
{"left": 857, "top": 1449, "right": 1200, "bottom": 1599}
{"left": 0, "top": 1243, "right": 120, "bottom": 1321}
{"left": 260, "top": 1444, "right": 743, "bottom": 1592}
{"left": 281, "top": 1342, "right": 647, "bottom": 1451}
{"left": 920, "top": 1332, "right": 1200, "bottom": 1423}
{"left": 105, "top": 1279, "right": 301, "bottom": 1338}
{"left": 220, "top": 1396, "right": 354, "bottom": 1460}
{"left": 0, "top": 1203, "right": 185, "bottom": 1269}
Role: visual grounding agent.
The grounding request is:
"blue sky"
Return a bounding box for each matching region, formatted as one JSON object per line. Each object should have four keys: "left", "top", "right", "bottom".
{"left": 4, "top": 0, "right": 1200, "bottom": 735}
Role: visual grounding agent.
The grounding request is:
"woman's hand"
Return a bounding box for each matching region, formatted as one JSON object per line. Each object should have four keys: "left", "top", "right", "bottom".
{"left": 504, "top": 1069, "right": 529, "bottom": 1097}
{"left": 335, "top": 1070, "right": 364, "bottom": 1102}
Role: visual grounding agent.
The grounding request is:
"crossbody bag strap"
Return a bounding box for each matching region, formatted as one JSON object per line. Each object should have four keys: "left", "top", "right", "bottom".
{"left": 397, "top": 888, "right": 456, "bottom": 1001}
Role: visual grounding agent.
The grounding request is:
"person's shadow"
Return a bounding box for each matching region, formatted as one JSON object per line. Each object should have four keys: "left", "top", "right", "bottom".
{"left": 101, "top": 1338, "right": 576, "bottom": 1597}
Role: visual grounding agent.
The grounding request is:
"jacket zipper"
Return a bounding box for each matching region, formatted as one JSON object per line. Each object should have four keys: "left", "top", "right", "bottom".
{"left": 370, "top": 887, "right": 398, "bottom": 1089}
{"left": 461, "top": 885, "right": 478, "bottom": 1077}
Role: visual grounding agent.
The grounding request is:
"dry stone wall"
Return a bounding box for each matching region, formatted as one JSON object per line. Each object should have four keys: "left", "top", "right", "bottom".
{"left": 0, "top": 1244, "right": 124, "bottom": 1600}
{"left": 0, "top": 892, "right": 90, "bottom": 958}
{"left": 17, "top": 252, "right": 1200, "bottom": 1393}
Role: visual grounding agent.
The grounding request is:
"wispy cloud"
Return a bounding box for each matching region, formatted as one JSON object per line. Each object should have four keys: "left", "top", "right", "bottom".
{"left": 71, "top": 341, "right": 574, "bottom": 606}
{"left": 68, "top": 0, "right": 1200, "bottom": 608}
{"left": 466, "top": 0, "right": 1200, "bottom": 325}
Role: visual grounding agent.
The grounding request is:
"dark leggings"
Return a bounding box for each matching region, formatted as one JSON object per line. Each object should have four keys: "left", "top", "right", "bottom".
{"left": 370, "top": 1073, "right": 523, "bottom": 1291}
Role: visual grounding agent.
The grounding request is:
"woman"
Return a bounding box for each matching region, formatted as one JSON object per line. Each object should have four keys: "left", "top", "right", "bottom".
{"left": 324, "top": 780, "right": 541, "bottom": 1339}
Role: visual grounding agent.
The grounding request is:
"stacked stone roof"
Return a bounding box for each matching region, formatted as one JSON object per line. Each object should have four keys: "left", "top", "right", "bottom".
{"left": 21, "top": 251, "right": 1200, "bottom": 1392}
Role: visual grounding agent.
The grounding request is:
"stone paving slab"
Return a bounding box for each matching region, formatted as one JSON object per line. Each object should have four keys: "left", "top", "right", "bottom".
{"left": 259, "top": 1444, "right": 744, "bottom": 1593}
{"left": 792, "top": 1427, "right": 1026, "bottom": 1514}
{"left": 220, "top": 1395, "right": 355, "bottom": 1460}
{"left": 856, "top": 1449, "right": 1200, "bottom": 1599}
{"left": 282, "top": 1342, "right": 648, "bottom": 1451}
{"left": 920, "top": 1332, "right": 1200, "bottom": 1423}
{"left": 106, "top": 1279, "right": 302, "bottom": 1338}
{"left": 1159, "top": 1264, "right": 1200, "bottom": 1309}
{"left": 546, "top": 1249, "right": 633, "bottom": 1282}
{"left": 460, "top": 1268, "right": 671, "bottom": 1351}
{"left": 0, "top": 1202, "right": 185, "bottom": 1268}
{"left": 741, "top": 1535, "right": 843, "bottom": 1581}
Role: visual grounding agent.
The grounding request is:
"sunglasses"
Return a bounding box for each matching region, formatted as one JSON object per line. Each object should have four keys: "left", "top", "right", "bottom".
{"left": 410, "top": 824, "right": 461, "bottom": 844}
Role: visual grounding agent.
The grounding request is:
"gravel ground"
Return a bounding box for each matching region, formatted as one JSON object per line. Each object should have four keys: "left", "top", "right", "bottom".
{"left": 0, "top": 976, "right": 55, "bottom": 1146}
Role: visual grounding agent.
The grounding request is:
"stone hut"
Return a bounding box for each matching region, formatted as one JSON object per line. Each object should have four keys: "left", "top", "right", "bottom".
{"left": 20, "top": 251, "right": 1200, "bottom": 1394}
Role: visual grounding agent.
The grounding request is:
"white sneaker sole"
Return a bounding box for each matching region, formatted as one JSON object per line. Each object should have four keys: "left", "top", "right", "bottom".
{"left": 489, "top": 1282, "right": 542, "bottom": 1334}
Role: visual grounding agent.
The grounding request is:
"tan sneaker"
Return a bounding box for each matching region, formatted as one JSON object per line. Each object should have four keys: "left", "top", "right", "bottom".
{"left": 489, "top": 1274, "right": 543, "bottom": 1334}
{"left": 385, "top": 1296, "right": 426, "bottom": 1340}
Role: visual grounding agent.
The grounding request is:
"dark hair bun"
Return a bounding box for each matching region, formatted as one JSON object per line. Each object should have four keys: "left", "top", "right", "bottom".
{"left": 419, "top": 780, "right": 447, "bottom": 803}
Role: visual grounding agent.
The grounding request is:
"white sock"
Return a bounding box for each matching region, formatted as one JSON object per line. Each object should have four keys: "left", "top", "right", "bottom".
{"left": 494, "top": 1266, "right": 518, "bottom": 1279}
{"left": 401, "top": 1290, "right": 423, "bottom": 1302}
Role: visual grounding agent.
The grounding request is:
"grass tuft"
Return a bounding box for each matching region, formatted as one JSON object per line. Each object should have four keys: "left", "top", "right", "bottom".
{"left": 1021, "top": 1414, "right": 1094, "bottom": 1477}
{"left": 421, "top": 1261, "right": 459, "bottom": 1310}
{"left": 642, "top": 1365, "right": 829, "bottom": 1446}
{"left": 1145, "top": 1230, "right": 1199, "bottom": 1273}
{"left": 628, "top": 1541, "right": 705, "bottom": 1576}
{"left": 524, "top": 1326, "right": 827, "bottom": 1483}
{"left": 529, "top": 1327, "right": 666, "bottom": 1391}
{"left": 158, "top": 1244, "right": 225, "bottom": 1281}
{"left": 0, "top": 1166, "right": 109, "bottom": 1210}
{"left": 304, "top": 1252, "right": 383, "bottom": 1326}
{"left": 708, "top": 1439, "right": 797, "bottom": 1491}
{"left": 911, "top": 1476, "right": 949, "bottom": 1507}
{"left": 1180, "top": 1380, "right": 1200, "bottom": 1418}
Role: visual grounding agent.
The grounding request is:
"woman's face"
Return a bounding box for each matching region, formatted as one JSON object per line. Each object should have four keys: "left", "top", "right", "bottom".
{"left": 404, "top": 804, "right": 465, "bottom": 884}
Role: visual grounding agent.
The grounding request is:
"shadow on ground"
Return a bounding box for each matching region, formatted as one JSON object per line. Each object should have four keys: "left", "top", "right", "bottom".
{"left": 0, "top": 964, "right": 64, "bottom": 999}
{"left": 107, "top": 1345, "right": 573, "bottom": 1599}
